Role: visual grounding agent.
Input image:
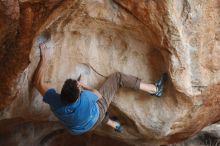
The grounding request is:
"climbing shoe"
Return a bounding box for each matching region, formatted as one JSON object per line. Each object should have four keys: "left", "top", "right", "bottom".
{"left": 152, "top": 73, "right": 168, "bottom": 97}
{"left": 111, "top": 116, "right": 123, "bottom": 133}
{"left": 115, "top": 123, "right": 123, "bottom": 133}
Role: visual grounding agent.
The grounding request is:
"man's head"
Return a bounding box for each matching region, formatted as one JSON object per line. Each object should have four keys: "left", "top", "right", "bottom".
{"left": 61, "top": 79, "right": 80, "bottom": 103}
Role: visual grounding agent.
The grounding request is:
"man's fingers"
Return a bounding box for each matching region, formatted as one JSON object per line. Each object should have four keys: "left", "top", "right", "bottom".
{"left": 39, "top": 42, "right": 46, "bottom": 48}
{"left": 39, "top": 43, "right": 48, "bottom": 57}
{"left": 77, "top": 74, "right": 81, "bottom": 81}
{"left": 77, "top": 81, "right": 82, "bottom": 86}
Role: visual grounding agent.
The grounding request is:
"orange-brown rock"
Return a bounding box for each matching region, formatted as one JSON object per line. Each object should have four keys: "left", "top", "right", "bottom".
{"left": 0, "top": 0, "right": 219, "bottom": 145}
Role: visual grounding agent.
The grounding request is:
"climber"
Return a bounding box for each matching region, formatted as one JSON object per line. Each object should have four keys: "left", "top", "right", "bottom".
{"left": 33, "top": 43, "right": 167, "bottom": 135}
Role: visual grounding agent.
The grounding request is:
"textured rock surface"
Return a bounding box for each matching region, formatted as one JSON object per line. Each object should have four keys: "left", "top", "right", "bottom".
{"left": 169, "top": 124, "right": 220, "bottom": 146}
{"left": 0, "top": 0, "right": 219, "bottom": 146}
{"left": 0, "top": 118, "right": 133, "bottom": 146}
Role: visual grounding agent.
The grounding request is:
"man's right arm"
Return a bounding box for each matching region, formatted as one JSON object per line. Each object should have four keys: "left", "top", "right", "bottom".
{"left": 33, "top": 43, "right": 50, "bottom": 96}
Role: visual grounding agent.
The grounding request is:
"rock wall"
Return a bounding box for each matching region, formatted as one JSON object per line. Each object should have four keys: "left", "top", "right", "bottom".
{"left": 0, "top": 0, "right": 219, "bottom": 146}
{"left": 169, "top": 123, "right": 220, "bottom": 146}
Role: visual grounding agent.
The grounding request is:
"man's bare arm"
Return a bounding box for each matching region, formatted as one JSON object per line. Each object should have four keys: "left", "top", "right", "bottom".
{"left": 33, "top": 43, "right": 50, "bottom": 96}
{"left": 78, "top": 82, "right": 102, "bottom": 99}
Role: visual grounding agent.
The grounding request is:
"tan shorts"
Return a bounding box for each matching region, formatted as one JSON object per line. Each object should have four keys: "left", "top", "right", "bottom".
{"left": 92, "top": 72, "right": 141, "bottom": 128}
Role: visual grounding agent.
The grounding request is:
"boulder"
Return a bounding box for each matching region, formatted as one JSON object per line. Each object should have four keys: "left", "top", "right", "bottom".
{"left": 0, "top": 0, "right": 219, "bottom": 145}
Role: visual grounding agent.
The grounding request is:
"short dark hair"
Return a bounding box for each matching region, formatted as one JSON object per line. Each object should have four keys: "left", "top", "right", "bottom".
{"left": 61, "top": 79, "right": 80, "bottom": 103}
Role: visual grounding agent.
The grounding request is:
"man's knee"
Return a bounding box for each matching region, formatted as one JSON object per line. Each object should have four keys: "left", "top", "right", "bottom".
{"left": 111, "top": 72, "right": 121, "bottom": 78}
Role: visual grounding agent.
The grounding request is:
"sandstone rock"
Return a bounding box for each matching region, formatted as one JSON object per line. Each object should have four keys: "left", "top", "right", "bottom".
{"left": 0, "top": 118, "right": 132, "bottom": 146}
{"left": 169, "top": 124, "right": 220, "bottom": 146}
{"left": 0, "top": 0, "right": 219, "bottom": 145}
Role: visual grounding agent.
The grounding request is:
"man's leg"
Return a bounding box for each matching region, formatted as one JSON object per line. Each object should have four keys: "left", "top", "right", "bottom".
{"left": 98, "top": 72, "right": 142, "bottom": 107}
{"left": 96, "top": 72, "right": 167, "bottom": 131}
{"left": 140, "top": 83, "right": 156, "bottom": 93}
{"left": 98, "top": 72, "right": 163, "bottom": 105}
{"left": 95, "top": 72, "right": 142, "bottom": 131}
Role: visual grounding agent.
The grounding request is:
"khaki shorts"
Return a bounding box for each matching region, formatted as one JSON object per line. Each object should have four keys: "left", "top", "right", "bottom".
{"left": 92, "top": 72, "right": 141, "bottom": 129}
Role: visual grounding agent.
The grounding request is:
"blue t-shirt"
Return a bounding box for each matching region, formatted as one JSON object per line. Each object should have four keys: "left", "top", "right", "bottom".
{"left": 43, "top": 89, "right": 99, "bottom": 135}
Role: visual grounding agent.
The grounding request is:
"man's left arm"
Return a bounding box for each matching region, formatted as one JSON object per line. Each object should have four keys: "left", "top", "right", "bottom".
{"left": 78, "top": 82, "right": 102, "bottom": 99}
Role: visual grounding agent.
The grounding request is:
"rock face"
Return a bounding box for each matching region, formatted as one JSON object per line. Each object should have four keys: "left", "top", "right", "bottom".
{"left": 169, "top": 123, "right": 220, "bottom": 146}
{"left": 0, "top": 0, "right": 219, "bottom": 146}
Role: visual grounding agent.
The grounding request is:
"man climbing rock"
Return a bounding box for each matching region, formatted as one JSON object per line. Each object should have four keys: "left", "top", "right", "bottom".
{"left": 33, "top": 43, "right": 167, "bottom": 135}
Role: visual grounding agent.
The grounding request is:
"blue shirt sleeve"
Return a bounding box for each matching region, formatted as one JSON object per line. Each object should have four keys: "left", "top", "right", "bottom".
{"left": 43, "top": 88, "right": 57, "bottom": 104}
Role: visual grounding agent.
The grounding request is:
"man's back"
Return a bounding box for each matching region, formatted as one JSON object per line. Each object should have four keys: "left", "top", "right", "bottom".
{"left": 43, "top": 89, "right": 99, "bottom": 135}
